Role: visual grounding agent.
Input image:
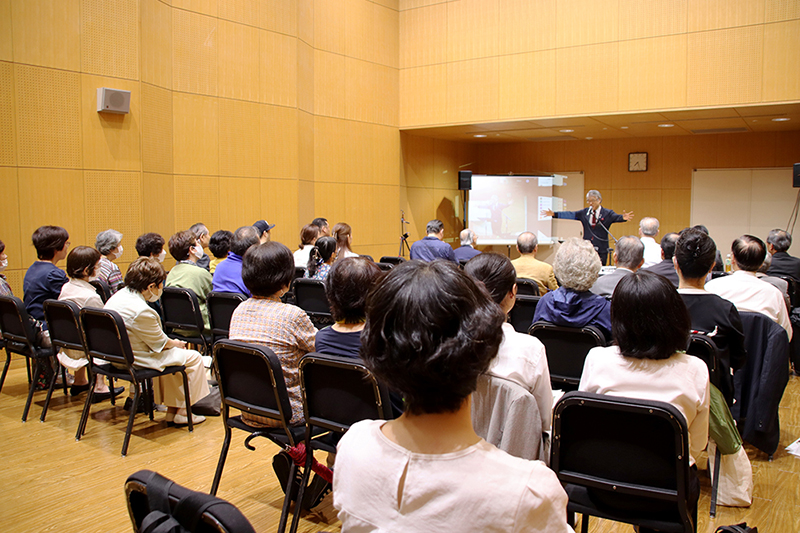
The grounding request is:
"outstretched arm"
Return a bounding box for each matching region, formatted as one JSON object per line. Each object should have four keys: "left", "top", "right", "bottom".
{"left": 541, "top": 209, "right": 555, "bottom": 217}
{"left": 622, "top": 210, "right": 634, "bottom": 221}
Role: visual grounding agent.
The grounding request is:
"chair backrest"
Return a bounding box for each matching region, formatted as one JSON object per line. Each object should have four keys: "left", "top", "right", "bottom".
{"left": 507, "top": 295, "right": 540, "bottom": 333}
{"left": 551, "top": 391, "right": 693, "bottom": 531}
{"left": 207, "top": 292, "right": 246, "bottom": 341}
{"left": 125, "top": 470, "right": 256, "bottom": 533}
{"left": 777, "top": 275, "right": 800, "bottom": 307}
{"left": 375, "top": 262, "right": 394, "bottom": 271}
{"left": 0, "top": 295, "right": 38, "bottom": 354}
{"left": 162, "top": 287, "right": 205, "bottom": 334}
{"left": 516, "top": 278, "right": 540, "bottom": 296}
{"left": 686, "top": 333, "right": 721, "bottom": 391}
{"left": 79, "top": 307, "right": 136, "bottom": 368}
{"left": 294, "top": 266, "right": 306, "bottom": 280}
{"left": 293, "top": 279, "right": 331, "bottom": 317}
{"left": 299, "top": 353, "right": 392, "bottom": 434}
{"left": 379, "top": 256, "right": 406, "bottom": 265}
{"left": 43, "top": 299, "right": 86, "bottom": 353}
{"left": 213, "top": 340, "right": 296, "bottom": 443}
{"left": 529, "top": 321, "right": 606, "bottom": 389}
{"left": 89, "top": 279, "right": 112, "bottom": 303}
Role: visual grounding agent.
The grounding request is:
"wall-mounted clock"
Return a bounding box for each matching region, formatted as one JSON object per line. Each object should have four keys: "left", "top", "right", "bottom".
{"left": 629, "top": 152, "right": 648, "bottom": 172}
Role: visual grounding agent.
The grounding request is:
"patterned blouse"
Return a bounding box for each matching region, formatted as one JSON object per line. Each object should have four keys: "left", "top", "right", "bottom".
{"left": 228, "top": 296, "right": 316, "bottom": 426}
{"left": 97, "top": 256, "right": 123, "bottom": 294}
{"left": 0, "top": 275, "right": 12, "bottom": 297}
{"left": 304, "top": 262, "right": 331, "bottom": 281}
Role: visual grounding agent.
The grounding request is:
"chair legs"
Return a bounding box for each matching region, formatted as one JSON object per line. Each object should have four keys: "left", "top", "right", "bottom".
{"left": 0, "top": 349, "right": 11, "bottom": 393}
{"left": 21, "top": 358, "right": 43, "bottom": 422}
{"left": 40, "top": 356, "right": 63, "bottom": 422}
{"left": 710, "top": 446, "right": 722, "bottom": 517}
{"left": 277, "top": 460, "right": 299, "bottom": 533}
{"left": 210, "top": 424, "right": 233, "bottom": 496}
{"left": 76, "top": 381, "right": 95, "bottom": 440}
{"left": 120, "top": 385, "right": 142, "bottom": 456}
{"left": 288, "top": 442, "right": 317, "bottom": 533}
{"left": 180, "top": 370, "right": 194, "bottom": 432}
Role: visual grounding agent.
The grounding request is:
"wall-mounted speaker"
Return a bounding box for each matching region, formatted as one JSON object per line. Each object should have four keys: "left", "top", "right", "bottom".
{"left": 97, "top": 87, "right": 131, "bottom": 114}
{"left": 794, "top": 162, "right": 800, "bottom": 188}
{"left": 458, "top": 170, "right": 472, "bottom": 191}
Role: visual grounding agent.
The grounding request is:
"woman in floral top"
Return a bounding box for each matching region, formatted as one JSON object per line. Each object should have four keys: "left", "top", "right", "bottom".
{"left": 305, "top": 236, "right": 337, "bottom": 281}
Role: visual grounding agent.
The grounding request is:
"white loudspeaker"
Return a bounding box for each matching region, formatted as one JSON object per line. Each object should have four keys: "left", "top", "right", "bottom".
{"left": 96, "top": 87, "right": 131, "bottom": 114}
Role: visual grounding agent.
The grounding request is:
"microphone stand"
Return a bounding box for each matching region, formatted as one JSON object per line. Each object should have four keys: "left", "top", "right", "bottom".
{"left": 595, "top": 219, "right": 618, "bottom": 266}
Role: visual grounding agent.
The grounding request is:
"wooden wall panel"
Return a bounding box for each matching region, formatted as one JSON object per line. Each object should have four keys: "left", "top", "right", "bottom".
{"left": 313, "top": 50, "right": 346, "bottom": 119}
{"left": 84, "top": 170, "right": 142, "bottom": 263}
{"left": 296, "top": 40, "right": 313, "bottom": 113}
{"left": 172, "top": 9, "right": 218, "bottom": 96}
{"left": 662, "top": 135, "right": 718, "bottom": 180}
{"left": 775, "top": 130, "right": 800, "bottom": 166}
{"left": 11, "top": 0, "right": 81, "bottom": 71}
{"left": 345, "top": 0, "right": 375, "bottom": 63}
{"left": 618, "top": 0, "right": 687, "bottom": 41}
{"left": 314, "top": 182, "right": 347, "bottom": 232}
{"left": 610, "top": 189, "right": 662, "bottom": 235}
{"left": 404, "top": 186, "right": 435, "bottom": 241}
{"left": 399, "top": 3, "right": 447, "bottom": 68}
{"left": 345, "top": 120, "right": 375, "bottom": 185}
{"left": 556, "top": 0, "right": 618, "bottom": 48}
{"left": 765, "top": 0, "right": 800, "bottom": 21}
{"left": 0, "top": 0, "right": 12, "bottom": 62}
{"left": 0, "top": 167, "right": 21, "bottom": 270}
{"left": 218, "top": 20, "right": 260, "bottom": 102}
{"left": 297, "top": 179, "right": 315, "bottom": 226}
{"left": 0, "top": 61, "right": 15, "bottom": 166}
{"left": 218, "top": 0, "right": 263, "bottom": 27}
{"left": 619, "top": 35, "right": 687, "bottom": 111}
{"left": 687, "top": 26, "right": 764, "bottom": 106}
{"left": 260, "top": 30, "right": 298, "bottom": 107}
{"left": 296, "top": 0, "right": 312, "bottom": 44}
{"left": 433, "top": 138, "right": 470, "bottom": 190}
{"left": 15, "top": 65, "right": 81, "bottom": 169}
{"left": 715, "top": 132, "right": 777, "bottom": 168}
{"left": 174, "top": 175, "right": 220, "bottom": 231}
{"left": 218, "top": 177, "right": 262, "bottom": 230}
{"left": 400, "top": 0, "right": 444, "bottom": 9}
{"left": 296, "top": 109, "right": 314, "bottom": 181}
{"left": 261, "top": 104, "right": 299, "bottom": 179}
{"left": 556, "top": 43, "right": 619, "bottom": 115}
{"left": 447, "top": 0, "right": 499, "bottom": 62}
{"left": 762, "top": 20, "right": 800, "bottom": 102}
{"left": 345, "top": 183, "right": 376, "bottom": 245}
{"left": 17, "top": 169, "right": 86, "bottom": 266}
{"left": 312, "top": 116, "right": 348, "bottom": 183}
{"left": 374, "top": 4, "right": 400, "bottom": 69}
{"left": 345, "top": 58, "right": 371, "bottom": 123}
{"left": 141, "top": 0, "right": 172, "bottom": 89}
{"left": 498, "top": 50, "right": 556, "bottom": 120}
{"left": 688, "top": 0, "right": 765, "bottom": 32}
{"left": 142, "top": 83, "right": 173, "bottom": 174}
{"left": 314, "top": 0, "right": 347, "bottom": 54}
{"left": 447, "top": 57, "right": 499, "bottom": 124}
{"left": 142, "top": 172, "right": 175, "bottom": 239}
{"left": 81, "top": 75, "right": 141, "bottom": 171}
{"left": 171, "top": 0, "right": 217, "bottom": 17}
{"left": 498, "top": 0, "right": 555, "bottom": 55}
{"left": 375, "top": 63, "right": 399, "bottom": 126}
{"left": 400, "top": 132, "right": 435, "bottom": 189}
{"left": 172, "top": 93, "right": 219, "bottom": 175}
{"left": 660, "top": 188, "right": 692, "bottom": 234}
{"left": 219, "top": 99, "right": 260, "bottom": 178}
{"left": 263, "top": 0, "right": 298, "bottom": 36}
{"left": 374, "top": 124, "right": 401, "bottom": 186}
{"left": 399, "top": 65, "right": 446, "bottom": 126}
{"left": 80, "top": 0, "right": 139, "bottom": 80}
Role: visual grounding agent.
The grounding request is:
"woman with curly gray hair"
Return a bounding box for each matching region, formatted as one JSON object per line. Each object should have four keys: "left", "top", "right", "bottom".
{"left": 95, "top": 228, "right": 124, "bottom": 294}
{"left": 532, "top": 237, "right": 611, "bottom": 340}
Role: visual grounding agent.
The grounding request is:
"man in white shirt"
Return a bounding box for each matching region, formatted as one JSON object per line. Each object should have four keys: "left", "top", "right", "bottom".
{"left": 706, "top": 234, "right": 792, "bottom": 340}
{"left": 639, "top": 217, "right": 661, "bottom": 268}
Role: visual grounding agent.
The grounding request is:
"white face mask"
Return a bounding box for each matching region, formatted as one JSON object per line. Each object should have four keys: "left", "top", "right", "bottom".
{"left": 157, "top": 249, "right": 166, "bottom": 263}
{"left": 191, "top": 245, "right": 203, "bottom": 261}
{"left": 112, "top": 245, "right": 123, "bottom": 260}
{"left": 0, "top": 258, "right": 7, "bottom": 271}
{"left": 146, "top": 285, "right": 163, "bottom": 303}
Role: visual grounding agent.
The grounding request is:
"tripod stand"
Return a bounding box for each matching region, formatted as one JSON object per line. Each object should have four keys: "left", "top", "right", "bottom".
{"left": 399, "top": 210, "right": 411, "bottom": 257}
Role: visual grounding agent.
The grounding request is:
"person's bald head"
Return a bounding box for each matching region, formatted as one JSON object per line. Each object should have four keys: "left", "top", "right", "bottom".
{"left": 516, "top": 232, "right": 538, "bottom": 255}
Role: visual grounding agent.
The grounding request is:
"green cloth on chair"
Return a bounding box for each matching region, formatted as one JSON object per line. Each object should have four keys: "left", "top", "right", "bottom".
{"left": 708, "top": 384, "right": 742, "bottom": 455}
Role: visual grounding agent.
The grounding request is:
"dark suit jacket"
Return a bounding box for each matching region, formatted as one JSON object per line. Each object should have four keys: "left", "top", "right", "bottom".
{"left": 642, "top": 258, "right": 679, "bottom": 287}
{"left": 553, "top": 207, "right": 625, "bottom": 254}
{"left": 766, "top": 251, "right": 800, "bottom": 281}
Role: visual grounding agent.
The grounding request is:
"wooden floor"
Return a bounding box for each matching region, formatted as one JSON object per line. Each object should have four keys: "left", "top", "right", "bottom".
{"left": 0, "top": 355, "right": 798, "bottom": 533}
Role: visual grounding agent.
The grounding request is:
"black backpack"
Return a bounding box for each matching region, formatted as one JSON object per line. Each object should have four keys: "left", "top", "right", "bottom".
{"left": 715, "top": 524, "right": 758, "bottom": 533}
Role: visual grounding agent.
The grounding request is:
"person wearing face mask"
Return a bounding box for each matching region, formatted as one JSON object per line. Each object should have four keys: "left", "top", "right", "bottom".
{"left": 0, "top": 239, "right": 11, "bottom": 297}
{"left": 104, "top": 257, "right": 210, "bottom": 425}
{"left": 95, "top": 229, "right": 125, "bottom": 294}
{"left": 135, "top": 232, "right": 167, "bottom": 263}
{"left": 164, "top": 230, "right": 213, "bottom": 332}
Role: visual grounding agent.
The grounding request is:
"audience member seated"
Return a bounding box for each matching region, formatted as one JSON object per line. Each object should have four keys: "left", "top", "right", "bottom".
{"left": 208, "top": 230, "right": 232, "bottom": 274}
{"left": 104, "top": 257, "right": 210, "bottom": 426}
{"left": 253, "top": 219, "right": 274, "bottom": 244}
{"left": 164, "top": 230, "right": 213, "bottom": 331}
{"left": 409, "top": 219, "right": 457, "bottom": 263}
{"left": 579, "top": 270, "right": 709, "bottom": 523}
{"left": 532, "top": 237, "right": 611, "bottom": 340}
{"left": 510, "top": 232, "right": 558, "bottom": 294}
{"left": 464, "top": 253, "right": 552, "bottom": 431}
{"left": 590, "top": 235, "right": 644, "bottom": 298}
{"left": 315, "top": 257, "right": 383, "bottom": 358}
{"left": 332, "top": 222, "right": 359, "bottom": 260}
{"left": 135, "top": 232, "right": 166, "bottom": 263}
{"left": 189, "top": 222, "right": 212, "bottom": 271}
{"left": 757, "top": 252, "right": 791, "bottom": 310}
{"left": 294, "top": 224, "right": 318, "bottom": 268}
{"left": 24, "top": 225, "right": 70, "bottom": 329}
{"left": 95, "top": 229, "right": 124, "bottom": 294}
{"left": 57, "top": 246, "right": 122, "bottom": 400}
{"left": 706, "top": 235, "right": 792, "bottom": 340}
{"left": 311, "top": 217, "right": 330, "bottom": 237}
{"left": 639, "top": 217, "right": 661, "bottom": 268}
{"left": 675, "top": 228, "right": 747, "bottom": 403}
{"left": 766, "top": 228, "right": 800, "bottom": 281}
{"left": 0, "top": 239, "right": 12, "bottom": 296}
{"left": 642, "top": 232, "right": 680, "bottom": 286}
{"left": 333, "top": 260, "right": 570, "bottom": 532}
{"left": 228, "top": 242, "right": 316, "bottom": 428}
{"left": 305, "top": 236, "right": 337, "bottom": 281}
{"left": 212, "top": 226, "right": 260, "bottom": 296}
{"left": 454, "top": 228, "right": 481, "bottom": 263}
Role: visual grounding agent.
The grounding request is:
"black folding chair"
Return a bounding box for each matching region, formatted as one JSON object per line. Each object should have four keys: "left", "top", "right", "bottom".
{"left": 0, "top": 295, "right": 66, "bottom": 421}
{"left": 375, "top": 262, "right": 394, "bottom": 271}
{"left": 289, "top": 353, "right": 393, "bottom": 532}
{"left": 42, "top": 299, "right": 90, "bottom": 421}
{"left": 516, "top": 278, "right": 540, "bottom": 296}
{"left": 379, "top": 256, "right": 405, "bottom": 265}
{"left": 293, "top": 278, "right": 332, "bottom": 327}
{"left": 89, "top": 279, "right": 112, "bottom": 303}
{"left": 77, "top": 307, "right": 194, "bottom": 456}
{"left": 529, "top": 321, "right": 606, "bottom": 390}
{"left": 552, "top": 391, "right": 696, "bottom": 533}
{"left": 126, "top": 470, "right": 256, "bottom": 533}
{"left": 207, "top": 292, "right": 247, "bottom": 343}
{"left": 507, "top": 295, "right": 540, "bottom": 333}
{"left": 161, "top": 287, "right": 211, "bottom": 355}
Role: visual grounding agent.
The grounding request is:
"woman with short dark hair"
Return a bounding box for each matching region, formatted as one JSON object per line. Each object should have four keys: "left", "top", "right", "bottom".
{"left": 208, "top": 230, "right": 233, "bottom": 274}
{"left": 104, "top": 257, "right": 210, "bottom": 426}
{"left": 333, "top": 260, "right": 570, "bottom": 532}
{"left": 135, "top": 232, "right": 166, "bottom": 262}
{"left": 229, "top": 242, "right": 316, "bottom": 427}
{"left": 305, "top": 236, "right": 337, "bottom": 280}
{"left": 23, "top": 225, "right": 70, "bottom": 328}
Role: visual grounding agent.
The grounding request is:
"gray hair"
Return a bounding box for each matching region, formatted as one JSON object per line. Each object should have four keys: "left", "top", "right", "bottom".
{"left": 639, "top": 217, "right": 659, "bottom": 237}
{"left": 189, "top": 222, "right": 208, "bottom": 238}
{"left": 767, "top": 229, "right": 792, "bottom": 252}
{"left": 460, "top": 228, "right": 476, "bottom": 246}
{"left": 758, "top": 252, "right": 772, "bottom": 274}
{"left": 426, "top": 219, "right": 444, "bottom": 235}
{"left": 95, "top": 229, "right": 123, "bottom": 255}
{"left": 586, "top": 190, "right": 602, "bottom": 202}
{"left": 517, "top": 232, "right": 538, "bottom": 254}
{"left": 554, "top": 237, "right": 601, "bottom": 291}
{"left": 615, "top": 236, "right": 645, "bottom": 269}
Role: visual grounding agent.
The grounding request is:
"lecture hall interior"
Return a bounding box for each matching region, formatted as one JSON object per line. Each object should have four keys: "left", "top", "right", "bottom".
{"left": 1, "top": 0, "right": 800, "bottom": 531}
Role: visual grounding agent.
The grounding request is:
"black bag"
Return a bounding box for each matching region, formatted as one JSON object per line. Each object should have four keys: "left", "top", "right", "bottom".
{"left": 715, "top": 523, "right": 758, "bottom": 533}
